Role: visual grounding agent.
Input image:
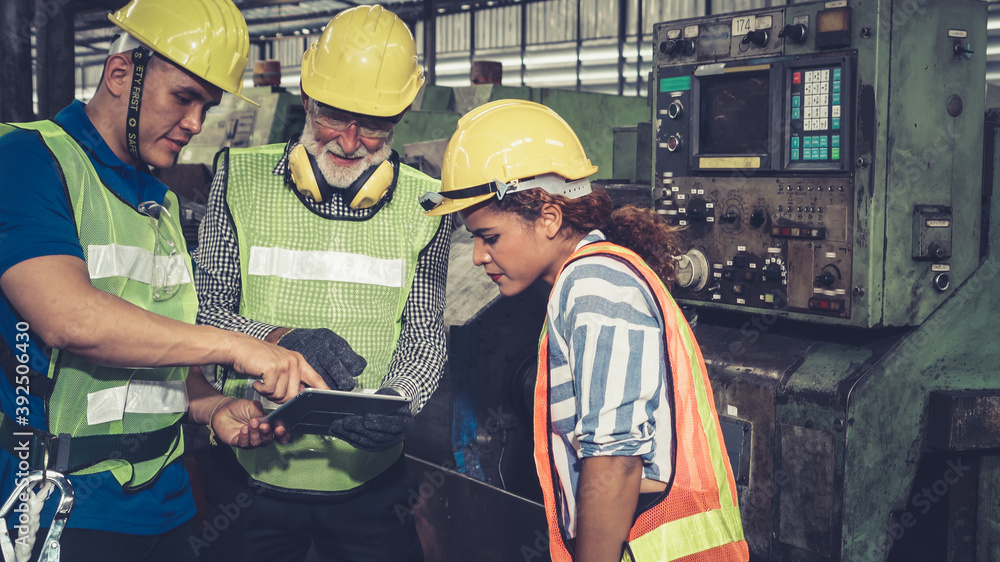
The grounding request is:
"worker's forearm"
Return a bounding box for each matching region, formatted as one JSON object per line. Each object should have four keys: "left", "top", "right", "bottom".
{"left": 1, "top": 255, "right": 244, "bottom": 368}
{"left": 574, "top": 455, "right": 643, "bottom": 562}
{"left": 49, "top": 292, "right": 246, "bottom": 368}
{"left": 185, "top": 366, "right": 228, "bottom": 425}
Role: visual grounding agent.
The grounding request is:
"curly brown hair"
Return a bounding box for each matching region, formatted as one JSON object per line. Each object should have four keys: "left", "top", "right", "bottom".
{"left": 492, "top": 188, "right": 684, "bottom": 287}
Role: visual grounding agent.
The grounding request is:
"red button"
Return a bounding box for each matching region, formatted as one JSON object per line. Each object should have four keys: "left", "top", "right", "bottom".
{"left": 819, "top": 300, "right": 830, "bottom": 309}
{"left": 793, "top": 72, "right": 801, "bottom": 84}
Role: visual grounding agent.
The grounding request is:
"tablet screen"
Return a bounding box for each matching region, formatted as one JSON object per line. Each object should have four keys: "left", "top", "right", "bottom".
{"left": 262, "top": 388, "right": 410, "bottom": 435}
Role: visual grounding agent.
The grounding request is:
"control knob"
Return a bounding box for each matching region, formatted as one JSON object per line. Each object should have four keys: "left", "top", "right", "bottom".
{"left": 778, "top": 23, "right": 808, "bottom": 44}
{"left": 662, "top": 38, "right": 695, "bottom": 56}
{"left": 761, "top": 263, "right": 783, "bottom": 283}
{"left": 816, "top": 271, "right": 837, "bottom": 287}
{"left": 741, "top": 30, "right": 770, "bottom": 48}
{"left": 685, "top": 198, "right": 710, "bottom": 222}
{"left": 749, "top": 208, "right": 767, "bottom": 228}
{"left": 674, "top": 249, "right": 709, "bottom": 292}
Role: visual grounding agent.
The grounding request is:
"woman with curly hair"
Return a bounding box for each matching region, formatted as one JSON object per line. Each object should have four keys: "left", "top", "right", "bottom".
{"left": 421, "top": 99, "right": 748, "bottom": 562}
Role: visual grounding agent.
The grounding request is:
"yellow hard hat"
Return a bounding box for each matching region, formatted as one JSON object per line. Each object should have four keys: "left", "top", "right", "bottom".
{"left": 301, "top": 5, "right": 424, "bottom": 118}
{"left": 421, "top": 99, "right": 598, "bottom": 216}
{"left": 108, "top": 0, "right": 256, "bottom": 106}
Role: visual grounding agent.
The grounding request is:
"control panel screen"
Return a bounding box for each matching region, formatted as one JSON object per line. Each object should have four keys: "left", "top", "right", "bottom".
{"left": 699, "top": 72, "right": 770, "bottom": 155}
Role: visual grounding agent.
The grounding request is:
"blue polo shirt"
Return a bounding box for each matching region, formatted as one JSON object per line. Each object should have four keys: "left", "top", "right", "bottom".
{"left": 0, "top": 101, "right": 195, "bottom": 535}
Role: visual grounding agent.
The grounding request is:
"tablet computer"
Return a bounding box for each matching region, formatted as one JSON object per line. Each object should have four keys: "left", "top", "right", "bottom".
{"left": 262, "top": 388, "right": 410, "bottom": 435}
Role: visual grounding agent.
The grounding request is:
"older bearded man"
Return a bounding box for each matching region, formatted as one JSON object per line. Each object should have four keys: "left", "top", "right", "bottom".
{"left": 191, "top": 5, "right": 449, "bottom": 562}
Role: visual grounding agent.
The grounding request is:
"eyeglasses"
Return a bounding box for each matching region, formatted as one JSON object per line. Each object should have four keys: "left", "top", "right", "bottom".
{"left": 313, "top": 106, "right": 396, "bottom": 139}
{"left": 138, "top": 201, "right": 187, "bottom": 302}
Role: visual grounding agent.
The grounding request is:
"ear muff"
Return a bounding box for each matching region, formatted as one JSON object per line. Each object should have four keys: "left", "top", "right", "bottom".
{"left": 288, "top": 143, "right": 331, "bottom": 202}
{"left": 288, "top": 144, "right": 399, "bottom": 209}
{"left": 343, "top": 150, "right": 399, "bottom": 209}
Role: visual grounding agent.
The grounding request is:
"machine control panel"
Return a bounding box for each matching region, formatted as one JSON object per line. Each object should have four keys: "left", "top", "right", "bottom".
{"left": 658, "top": 176, "right": 853, "bottom": 316}
{"left": 653, "top": 5, "right": 860, "bottom": 321}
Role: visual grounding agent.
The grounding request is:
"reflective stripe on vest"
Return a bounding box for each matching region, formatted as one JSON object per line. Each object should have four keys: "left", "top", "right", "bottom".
{"left": 534, "top": 242, "right": 748, "bottom": 562}
{"left": 247, "top": 246, "right": 403, "bottom": 287}
{"left": 223, "top": 144, "right": 441, "bottom": 493}
{"left": 0, "top": 120, "right": 194, "bottom": 491}
{"left": 86, "top": 380, "right": 187, "bottom": 425}
{"left": 88, "top": 243, "right": 192, "bottom": 285}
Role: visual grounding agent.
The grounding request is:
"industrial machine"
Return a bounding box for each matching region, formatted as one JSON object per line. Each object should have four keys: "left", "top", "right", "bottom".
{"left": 410, "top": 1, "right": 1000, "bottom": 561}
{"left": 647, "top": 0, "right": 999, "bottom": 560}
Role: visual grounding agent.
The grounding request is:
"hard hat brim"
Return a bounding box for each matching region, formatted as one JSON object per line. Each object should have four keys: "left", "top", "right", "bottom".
{"left": 423, "top": 192, "right": 496, "bottom": 216}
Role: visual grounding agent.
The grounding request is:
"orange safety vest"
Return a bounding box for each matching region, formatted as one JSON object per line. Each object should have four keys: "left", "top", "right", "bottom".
{"left": 534, "top": 242, "right": 749, "bottom": 562}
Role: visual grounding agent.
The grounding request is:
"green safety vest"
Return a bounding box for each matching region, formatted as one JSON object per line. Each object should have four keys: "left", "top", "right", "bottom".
{"left": 0, "top": 120, "right": 196, "bottom": 491}
{"left": 221, "top": 144, "right": 441, "bottom": 493}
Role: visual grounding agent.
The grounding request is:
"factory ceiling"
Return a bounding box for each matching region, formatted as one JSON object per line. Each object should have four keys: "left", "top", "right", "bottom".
{"left": 52, "top": 0, "right": 1000, "bottom": 92}
{"left": 68, "top": 0, "right": 541, "bottom": 65}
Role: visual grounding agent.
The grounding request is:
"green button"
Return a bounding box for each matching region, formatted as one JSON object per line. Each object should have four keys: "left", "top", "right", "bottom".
{"left": 792, "top": 96, "right": 801, "bottom": 108}
{"left": 832, "top": 148, "right": 840, "bottom": 159}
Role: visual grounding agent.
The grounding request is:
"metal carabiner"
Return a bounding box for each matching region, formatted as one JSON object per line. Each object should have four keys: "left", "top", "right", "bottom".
{"left": 0, "top": 470, "right": 74, "bottom": 562}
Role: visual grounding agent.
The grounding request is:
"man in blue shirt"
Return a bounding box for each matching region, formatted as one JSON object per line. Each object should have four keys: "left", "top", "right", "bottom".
{"left": 0, "top": 0, "right": 330, "bottom": 559}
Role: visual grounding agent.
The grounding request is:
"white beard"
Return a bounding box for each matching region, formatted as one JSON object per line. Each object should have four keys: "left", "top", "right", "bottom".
{"left": 300, "top": 118, "right": 392, "bottom": 188}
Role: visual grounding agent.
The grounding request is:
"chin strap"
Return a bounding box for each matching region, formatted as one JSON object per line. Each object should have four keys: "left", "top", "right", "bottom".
{"left": 125, "top": 46, "right": 151, "bottom": 164}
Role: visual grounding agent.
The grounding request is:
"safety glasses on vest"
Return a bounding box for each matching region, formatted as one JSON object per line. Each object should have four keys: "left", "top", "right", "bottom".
{"left": 137, "top": 201, "right": 185, "bottom": 301}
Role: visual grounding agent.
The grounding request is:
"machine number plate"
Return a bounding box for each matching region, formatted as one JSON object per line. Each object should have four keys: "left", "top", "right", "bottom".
{"left": 732, "top": 16, "right": 754, "bottom": 35}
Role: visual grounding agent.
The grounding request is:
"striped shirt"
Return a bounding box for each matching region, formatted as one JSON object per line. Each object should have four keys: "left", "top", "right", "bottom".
{"left": 545, "top": 231, "right": 674, "bottom": 538}
{"left": 192, "top": 142, "right": 451, "bottom": 412}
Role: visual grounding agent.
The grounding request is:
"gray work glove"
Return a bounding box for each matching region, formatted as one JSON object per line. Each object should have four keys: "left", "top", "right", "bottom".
{"left": 327, "top": 388, "right": 413, "bottom": 452}
{"left": 277, "top": 328, "right": 366, "bottom": 391}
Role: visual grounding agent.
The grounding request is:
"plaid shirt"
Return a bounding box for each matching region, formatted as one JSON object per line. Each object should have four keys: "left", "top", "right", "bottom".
{"left": 192, "top": 142, "right": 451, "bottom": 412}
